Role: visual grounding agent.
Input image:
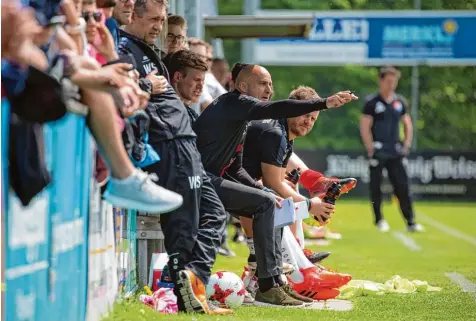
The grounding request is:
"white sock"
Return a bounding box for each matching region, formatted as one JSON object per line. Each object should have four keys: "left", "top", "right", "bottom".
{"left": 281, "top": 226, "right": 314, "bottom": 284}
{"left": 295, "top": 219, "right": 305, "bottom": 249}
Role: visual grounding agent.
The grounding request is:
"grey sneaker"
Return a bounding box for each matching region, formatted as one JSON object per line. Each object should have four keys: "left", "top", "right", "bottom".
{"left": 104, "top": 169, "right": 183, "bottom": 214}
{"left": 254, "top": 285, "right": 304, "bottom": 308}
{"left": 282, "top": 284, "right": 314, "bottom": 306}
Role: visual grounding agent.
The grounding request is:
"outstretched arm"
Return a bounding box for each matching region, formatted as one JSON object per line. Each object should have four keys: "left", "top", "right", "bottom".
{"left": 239, "top": 91, "right": 358, "bottom": 120}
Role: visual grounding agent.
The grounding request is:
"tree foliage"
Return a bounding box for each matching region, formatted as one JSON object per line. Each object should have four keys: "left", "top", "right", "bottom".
{"left": 217, "top": 0, "right": 476, "bottom": 150}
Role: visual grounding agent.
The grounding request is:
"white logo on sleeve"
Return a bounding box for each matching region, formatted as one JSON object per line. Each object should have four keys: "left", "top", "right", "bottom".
{"left": 375, "top": 102, "right": 386, "bottom": 114}
{"left": 188, "top": 175, "right": 202, "bottom": 189}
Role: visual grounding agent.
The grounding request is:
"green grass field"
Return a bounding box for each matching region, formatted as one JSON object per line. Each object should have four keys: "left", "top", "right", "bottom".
{"left": 104, "top": 200, "right": 476, "bottom": 321}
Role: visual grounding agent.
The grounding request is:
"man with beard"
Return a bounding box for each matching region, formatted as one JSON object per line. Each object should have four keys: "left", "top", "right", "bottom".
{"left": 193, "top": 64, "right": 358, "bottom": 307}
{"left": 241, "top": 86, "right": 354, "bottom": 300}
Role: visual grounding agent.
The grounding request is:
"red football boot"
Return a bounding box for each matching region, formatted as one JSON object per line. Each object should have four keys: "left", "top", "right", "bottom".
{"left": 288, "top": 268, "right": 340, "bottom": 300}
{"left": 299, "top": 170, "right": 357, "bottom": 196}
{"left": 315, "top": 265, "right": 352, "bottom": 288}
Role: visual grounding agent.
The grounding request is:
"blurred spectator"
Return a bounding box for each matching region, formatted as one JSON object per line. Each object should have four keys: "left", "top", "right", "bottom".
{"left": 166, "top": 14, "right": 187, "bottom": 54}
{"left": 188, "top": 37, "right": 227, "bottom": 100}
{"left": 211, "top": 58, "right": 230, "bottom": 89}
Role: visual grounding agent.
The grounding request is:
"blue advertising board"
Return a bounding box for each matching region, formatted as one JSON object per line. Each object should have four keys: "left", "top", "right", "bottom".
{"left": 254, "top": 11, "right": 476, "bottom": 66}
{"left": 4, "top": 114, "right": 92, "bottom": 321}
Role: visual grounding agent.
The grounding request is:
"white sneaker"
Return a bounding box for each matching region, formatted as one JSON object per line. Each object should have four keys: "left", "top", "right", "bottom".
{"left": 104, "top": 169, "right": 183, "bottom": 214}
{"left": 407, "top": 223, "right": 425, "bottom": 232}
{"left": 376, "top": 220, "right": 390, "bottom": 232}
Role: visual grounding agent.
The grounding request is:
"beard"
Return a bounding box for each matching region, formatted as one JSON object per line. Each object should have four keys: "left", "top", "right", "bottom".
{"left": 290, "top": 126, "right": 309, "bottom": 138}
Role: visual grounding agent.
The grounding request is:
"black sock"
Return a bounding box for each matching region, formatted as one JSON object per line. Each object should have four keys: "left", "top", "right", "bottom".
{"left": 258, "top": 277, "right": 275, "bottom": 293}
{"left": 274, "top": 275, "right": 285, "bottom": 286}
{"left": 247, "top": 254, "right": 256, "bottom": 264}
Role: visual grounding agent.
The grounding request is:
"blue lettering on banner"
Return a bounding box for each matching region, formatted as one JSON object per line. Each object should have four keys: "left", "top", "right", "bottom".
{"left": 309, "top": 18, "right": 369, "bottom": 42}
{"left": 367, "top": 17, "right": 475, "bottom": 60}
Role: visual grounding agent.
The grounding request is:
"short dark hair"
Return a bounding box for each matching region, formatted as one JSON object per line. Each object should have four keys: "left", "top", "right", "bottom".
{"left": 134, "top": 0, "right": 168, "bottom": 17}
{"left": 231, "top": 63, "right": 250, "bottom": 82}
{"left": 378, "top": 65, "right": 401, "bottom": 79}
{"left": 288, "top": 86, "right": 320, "bottom": 100}
{"left": 164, "top": 50, "right": 208, "bottom": 81}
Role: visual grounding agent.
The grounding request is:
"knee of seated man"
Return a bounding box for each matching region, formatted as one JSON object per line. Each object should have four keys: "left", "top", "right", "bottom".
{"left": 258, "top": 190, "right": 276, "bottom": 213}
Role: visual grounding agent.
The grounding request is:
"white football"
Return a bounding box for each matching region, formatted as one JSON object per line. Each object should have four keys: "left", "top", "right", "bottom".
{"left": 206, "top": 271, "right": 246, "bottom": 309}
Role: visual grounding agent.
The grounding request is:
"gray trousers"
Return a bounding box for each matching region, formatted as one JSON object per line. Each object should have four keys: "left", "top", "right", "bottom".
{"left": 209, "top": 173, "right": 282, "bottom": 279}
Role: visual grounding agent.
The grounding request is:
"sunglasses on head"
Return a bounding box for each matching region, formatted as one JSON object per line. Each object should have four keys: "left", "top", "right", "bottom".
{"left": 82, "top": 11, "right": 102, "bottom": 23}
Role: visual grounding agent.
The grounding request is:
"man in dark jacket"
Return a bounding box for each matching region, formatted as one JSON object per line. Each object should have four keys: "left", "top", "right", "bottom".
{"left": 118, "top": 0, "right": 230, "bottom": 315}
{"left": 194, "top": 64, "right": 358, "bottom": 307}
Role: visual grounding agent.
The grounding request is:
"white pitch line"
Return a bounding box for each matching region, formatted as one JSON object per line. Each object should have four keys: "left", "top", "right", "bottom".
{"left": 418, "top": 213, "right": 476, "bottom": 247}
{"left": 445, "top": 272, "right": 476, "bottom": 300}
{"left": 393, "top": 231, "right": 421, "bottom": 251}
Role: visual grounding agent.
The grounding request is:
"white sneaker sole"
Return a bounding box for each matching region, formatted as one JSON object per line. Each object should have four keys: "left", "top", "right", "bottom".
{"left": 103, "top": 192, "right": 183, "bottom": 214}
{"left": 176, "top": 271, "right": 207, "bottom": 313}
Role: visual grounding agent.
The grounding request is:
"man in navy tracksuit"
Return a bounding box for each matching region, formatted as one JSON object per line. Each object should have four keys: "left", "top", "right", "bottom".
{"left": 117, "top": 0, "right": 230, "bottom": 315}
{"left": 193, "top": 64, "right": 358, "bottom": 307}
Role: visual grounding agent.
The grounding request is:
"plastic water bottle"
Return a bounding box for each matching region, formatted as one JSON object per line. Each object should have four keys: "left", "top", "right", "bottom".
{"left": 318, "top": 182, "right": 342, "bottom": 225}
{"left": 286, "top": 168, "right": 301, "bottom": 185}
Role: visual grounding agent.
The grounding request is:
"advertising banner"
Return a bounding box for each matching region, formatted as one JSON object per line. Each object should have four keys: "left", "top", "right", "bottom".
{"left": 296, "top": 149, "right": 476, "bottom": 201}
{"left": 255, "top": 11, "right": 476, "bottom": 66}
{"left": 4, "top": 114, "right": 92, "bottom": 321}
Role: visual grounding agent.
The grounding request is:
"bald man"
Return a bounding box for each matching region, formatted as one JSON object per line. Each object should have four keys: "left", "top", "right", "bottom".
{"left": 193, "top": 64, "right": 358, "bottom": 307}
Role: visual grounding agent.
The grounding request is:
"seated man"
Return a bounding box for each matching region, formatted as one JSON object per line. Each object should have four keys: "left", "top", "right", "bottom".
{"left": 242, "top": 85, "right": 354, "bottom": 300}
{"left": 164, "top": 50, "right": 237, "bottom": 258}
{"left": 193, "top": 63, "right": 357, "bottom": 307}
{"left": 118, "top": 0, "right": 230, "bottom": 315}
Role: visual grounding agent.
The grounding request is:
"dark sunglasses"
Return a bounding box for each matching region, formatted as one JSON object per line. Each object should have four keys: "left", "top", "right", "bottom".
{"left": 82, "top": 12, "right": 102, "bottom": 23}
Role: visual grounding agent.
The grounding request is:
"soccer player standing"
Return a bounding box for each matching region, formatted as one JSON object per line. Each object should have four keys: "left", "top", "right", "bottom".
{"left": 360, "top": 66, "right": 424, "bottom": 233}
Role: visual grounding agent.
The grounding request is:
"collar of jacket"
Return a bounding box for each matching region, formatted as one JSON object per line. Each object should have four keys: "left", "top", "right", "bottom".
{"left": 118, "top": 30, "right": 167, "bottom": 59}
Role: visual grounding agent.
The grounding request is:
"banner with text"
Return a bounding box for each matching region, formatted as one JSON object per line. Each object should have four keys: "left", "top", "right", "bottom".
{"left": 255, "top": 11, "right": 476, "bottom": 66}
{"left": 296, "top": 150, "right": 476, "bottom": 201}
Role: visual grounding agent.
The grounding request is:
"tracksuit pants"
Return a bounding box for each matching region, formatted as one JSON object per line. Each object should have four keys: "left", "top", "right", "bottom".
{"left": 144, "top": 138, "right": 226, "bottom": 285}
{"left": 369, "top": 156, "right": 416, "bottom": 226}
{"left": 208, "top": 173, "right": 283, "bottom": 279}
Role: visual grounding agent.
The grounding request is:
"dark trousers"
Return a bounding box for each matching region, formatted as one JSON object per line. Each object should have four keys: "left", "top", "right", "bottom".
{"left": 144, "top": 139, "right": 226, "bottom": 285}
{"left": 208, "top": 173, "right": 282, "bottom": 279}
{"left": 369, "top": 156, "right": 415, "bottom": 226}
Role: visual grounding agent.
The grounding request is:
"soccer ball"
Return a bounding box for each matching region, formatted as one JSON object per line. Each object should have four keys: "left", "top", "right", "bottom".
{"left": 206, "top": 271, "right": 246, "bottom": 308}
